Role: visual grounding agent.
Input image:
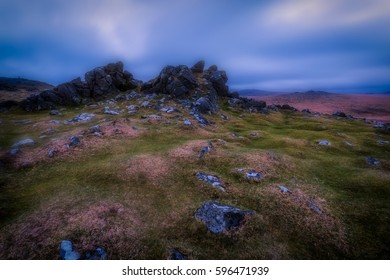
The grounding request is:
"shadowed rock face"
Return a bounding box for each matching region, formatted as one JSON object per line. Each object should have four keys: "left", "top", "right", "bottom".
{"left": 20, "top": 62, "right": 140, "bottom": 111}
{"left": 194, "top": 201, "right": 254, "bottom": 234}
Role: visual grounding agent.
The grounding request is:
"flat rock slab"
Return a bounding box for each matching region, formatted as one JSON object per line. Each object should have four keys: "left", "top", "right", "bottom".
{"left": 318, "top": 140, "right": 331, "bottom": 146}
{"left": 12, "top": 138, "right": 35, "bottom": 148}
{"left": 195, "top": 201, "right": 255, "bottom": 234}
{"left": 236, "top": 168, "right": 263, "bottom": 181}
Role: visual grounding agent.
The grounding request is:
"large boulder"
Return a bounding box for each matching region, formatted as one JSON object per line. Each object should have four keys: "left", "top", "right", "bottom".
{"left": 191, "top": 60, "right": 205, "bottom": 73}
{"left": 207, "top": 70, "right": 229, "bottom": 96}
{"left": 195, "top": 96, "right": 217, "bottom": 114}
{"left": 195, "top": 201, "right": 255, "bottom": 234}
{"left": 144, "top": 65, "right": 198, "bottom": 97}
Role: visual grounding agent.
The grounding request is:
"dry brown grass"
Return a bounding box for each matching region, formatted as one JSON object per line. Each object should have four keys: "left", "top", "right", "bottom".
{"left": 168, "top": 140, "right": 209, "bottom": 159}
{"left": 120, "top": 154, "right": 170, "bottom": 186}
{"left": 0, "top": 199, "right": 144, "bottom": 259}
{"left": 263, "top": 184, "right": 349, "bottom": 256}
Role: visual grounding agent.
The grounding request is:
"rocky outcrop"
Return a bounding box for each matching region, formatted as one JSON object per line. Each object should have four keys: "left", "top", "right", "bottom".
{"left": 142, "top": 60, "right": 231, "bottom": 112}
{"left": 21, "top": 62, "right": 140, "bottom": 111}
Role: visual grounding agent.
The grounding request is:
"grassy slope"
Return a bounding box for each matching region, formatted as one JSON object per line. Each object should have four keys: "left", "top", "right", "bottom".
{"left": 0, "top": 100, "right": 389, "bottom": 259}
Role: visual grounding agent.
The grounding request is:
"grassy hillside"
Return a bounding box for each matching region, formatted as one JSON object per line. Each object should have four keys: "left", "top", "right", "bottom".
{"left": 0, "top": 97, "right": 389, "bottom": 259}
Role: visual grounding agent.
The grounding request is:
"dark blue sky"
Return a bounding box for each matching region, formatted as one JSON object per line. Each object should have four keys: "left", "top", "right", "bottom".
{"left": 1, "top": 0, "right": 390, "bottom": 92}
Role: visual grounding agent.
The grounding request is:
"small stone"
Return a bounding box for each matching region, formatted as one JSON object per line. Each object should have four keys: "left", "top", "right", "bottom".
{"left": 9, "top": 148, "right": 20, "bottom": 156}
{"left": 104, "top": 108, "right": 119, "bottom": 115}
{"left": 49, "top": 110, "right": 62, "bottom": 116}
{"left": 69, "top": 136, "right": 80, "bottom": 147}
{"left": 48, "top": 148, "right": 56, "bottom": 158}
{"left": 245, "top": 171, "right": 263, "bottom": 181}
{"left": 141, "top": 114, "right": 161, "bottom": 120}
{"left": 12, "top": 138, "right": 35, "bottom": 148}
{"left": 198, "top": 146, "right": 210, "bottom": 160}
{"left": 84, "top": 247, "right": 107, "bottom": 260}
{"left": 308, "top": 200, "right": 322, "bottom": 215}
{"left": 140, "top": 101, "right": 150, "bottom": 107}
{"left": 318, "top": 140, "right": 331, "bottom": 146}
{"left": 196, "top": 172, "right": 225, "bottom": 192}
{"left": 50, "top": 120, "right": 61, "bottom": 124}
{"left": 60, "top": 240, "right": 80, "bottom": 260}
{"left": 89, "top": 125, "right": 101, "bottom": 133}
{"left": 126, "top": 105, "right": 139, "bottom": 111}
{"left": 366, "top": 156, "right": 380, "bottom": 166}
{"left": 169, "top": 249, "right": 188, "bottom": 260}
{"left": 377, "top": 140, "right": 389, "bottom": 145}
{"left": 278, "top": 185, "right": 291, "bottom": 194}
{"left": 183, "top": 120, "right": 192, "bottom": 126}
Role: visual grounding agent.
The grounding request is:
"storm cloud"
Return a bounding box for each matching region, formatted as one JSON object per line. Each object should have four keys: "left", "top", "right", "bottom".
{"left": 1, "top": 0, "right": 389, "bottom": 92}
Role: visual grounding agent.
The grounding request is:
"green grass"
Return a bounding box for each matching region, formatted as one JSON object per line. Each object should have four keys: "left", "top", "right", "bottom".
{"left": 0, "top": 102, "right": 389, "bottom": 259}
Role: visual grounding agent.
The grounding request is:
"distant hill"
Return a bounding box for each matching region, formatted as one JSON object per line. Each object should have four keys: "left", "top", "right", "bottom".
{"left": 0, "top": 77, "right": 53, "bottom": 92}
{"left": 0, "top": 77, "right": 54, "bottom": 102}
{"left": 237, "top": 89, "right": 283, "bottom": 96}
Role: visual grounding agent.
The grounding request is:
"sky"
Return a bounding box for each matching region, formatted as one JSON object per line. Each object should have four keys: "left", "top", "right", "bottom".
{"left": 1, "top": 0, "right": 390, "bottom": 92}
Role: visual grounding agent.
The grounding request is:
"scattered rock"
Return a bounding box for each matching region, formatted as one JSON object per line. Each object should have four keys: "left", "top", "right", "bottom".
{"left": 11, "top": 138, "right": 35, "bottom": 148}
{"left": 377, "top": 140, "right": 389, "bottom": 145}
{"left": 198, "top": 145, "right": 211, "bottom": 160}
{"left": 345, "top": 141, "right": 353, "bottom": 147}
{"left": 231, "top": 132, "right": 244, "bottom": 139}
{"left": 278, "top": 185, "right": 291, "bottom": 194}
{"left": 249, "top": 132, "right": 258, "bottom": 137}
{"left": 48, "top": 148, "right": 56, "bottom": 158}
{"left": 195, "top": 172, "right": 225, "bottom": 192}
{"left": 69, "top": 136, "right": 80, "bottom": 147}
{"left": 160, "top": 107, "right": 176, "bottom": 113}
{"left": 50, "top": 120, "right": 61, "bottom": 124}
{"left": 169, "top": 249, "right": 188, "bottom": 260}
{"left": 140, "top": 101, "right": 150, "bottom": 108}
{"left": 67, "top": 113, "right": 95, "bottom": 123}
{"left": 308, "top": 199, "right": 322, "bottom": 215}
{"left": 183, "top": 119, "right": 192, "bottom": 126}
{"left": 194, "top": 201, "right": 255, "bottom": 234}
{"left": 60, "top": 240, "right": 80, "bottom": 260}
{"left": 318, "top": 140, "right": 331, "bottom": 146}
{"left": 332, "top": 111, "right": 347, "bottom": 118}
{"left": 245, "top": 171, "right": 263, "bottom": 181}
{"left": 126, "top": 105, "right": 139, "bottom": 111}
{"left": 49, "top": 110, "right": 62, "bottom": 116}
{"left": 236, "top": 168, "right": 263, "bottom": 181}
{"left": 220, "top": 114, "right": 228, "bottom": 120}
{"left": 141, "top": 114, "right": 162, "bottom": 120}
{"left": 89, "top": 125, "right": 101, "bottom": 133}
{"left": 190, "top": 111, "right": 209, "bottom": 126}
{"left": 9, "top": 148, "right": 21, "bottom": 156}
{"left": 84, "top": 247, "right": 107, "bottom": 260}
{"left": 104, "top": 108, "right": 119, "bottom": 115}
{"left": 366, "top": 156, "right": 380, "bottom": 166}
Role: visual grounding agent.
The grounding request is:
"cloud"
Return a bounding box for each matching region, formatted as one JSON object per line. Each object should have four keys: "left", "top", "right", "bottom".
{"left": 0, "top": 0, "right": 389, "bottom": 91}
